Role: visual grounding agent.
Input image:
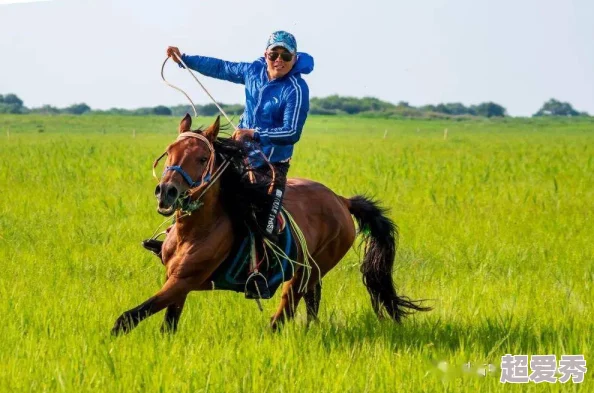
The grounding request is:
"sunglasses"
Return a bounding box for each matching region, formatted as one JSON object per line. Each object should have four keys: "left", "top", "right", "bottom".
{"left": 266, "top": 51, "right": 294, "bottom": 62}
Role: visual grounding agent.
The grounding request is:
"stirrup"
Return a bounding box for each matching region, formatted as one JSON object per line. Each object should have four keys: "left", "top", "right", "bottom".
{"left": 245, "top": 271, "right": 271, "bottom": 299}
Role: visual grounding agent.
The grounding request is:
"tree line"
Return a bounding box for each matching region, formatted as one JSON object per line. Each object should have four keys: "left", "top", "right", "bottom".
{"left": 0, "top": 93, "right": 589, "bottom": 118}
{"left": 309, "top": 97, "right": 589, "bottom": 118}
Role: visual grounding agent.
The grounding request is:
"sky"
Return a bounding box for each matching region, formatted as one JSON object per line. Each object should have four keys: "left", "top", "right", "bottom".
{"left": 0, "top": 0, "right": 592, "bottom": 116}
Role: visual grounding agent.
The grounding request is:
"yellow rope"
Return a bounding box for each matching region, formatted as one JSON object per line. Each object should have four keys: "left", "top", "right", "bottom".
{"left": 262, "top": 208, "right": 320, "bottom": 293}
{"left": 285, "top": 208, "right": 321, "bottom": 292}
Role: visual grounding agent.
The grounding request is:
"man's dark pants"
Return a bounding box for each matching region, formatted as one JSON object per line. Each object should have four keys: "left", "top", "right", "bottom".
{"left": 251, "top": 161, "right": 290, "bottom": 237}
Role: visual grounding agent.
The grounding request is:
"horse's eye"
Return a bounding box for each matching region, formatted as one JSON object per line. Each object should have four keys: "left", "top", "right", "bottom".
{"left": 199, "top": 157, "right": 208, "bottom": 164}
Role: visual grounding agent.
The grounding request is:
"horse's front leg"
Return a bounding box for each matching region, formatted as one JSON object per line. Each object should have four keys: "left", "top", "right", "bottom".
{"left": 111, "top": 276, "right": 189, "bottom": 336}
{"left": 270, "top": 271, "right": 305, "bottom": 330}
{"left": 160, "top": 295, "right": 187, "bottom": 334}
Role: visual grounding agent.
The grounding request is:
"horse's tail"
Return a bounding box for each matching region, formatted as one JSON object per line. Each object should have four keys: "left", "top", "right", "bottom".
{"left": 346, "top": 195, "right": 431, "bottom": 322}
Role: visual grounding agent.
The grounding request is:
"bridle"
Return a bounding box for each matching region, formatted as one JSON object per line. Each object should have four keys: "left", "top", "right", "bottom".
{"left": 152, "top": 131, "right": 230, "bottom": 214}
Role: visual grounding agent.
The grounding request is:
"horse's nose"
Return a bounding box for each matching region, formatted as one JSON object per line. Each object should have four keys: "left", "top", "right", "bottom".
{"left": 167, "top": 186, "right": 178, "bottom": 200}
{"left": 156, "top": 182, "right": 179, "bottom": 206}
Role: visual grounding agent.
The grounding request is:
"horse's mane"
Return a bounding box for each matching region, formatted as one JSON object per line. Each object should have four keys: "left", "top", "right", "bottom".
{"left": 208, "top": 134, "right": 272, "bottom": 233}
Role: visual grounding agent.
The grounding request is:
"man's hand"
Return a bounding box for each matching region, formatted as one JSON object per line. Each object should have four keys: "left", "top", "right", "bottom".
{"left": 166, "top": 46, "right": 182, "bottom": 64}
{"left": 232, "top": 129, "right": 256, "bottom": 142}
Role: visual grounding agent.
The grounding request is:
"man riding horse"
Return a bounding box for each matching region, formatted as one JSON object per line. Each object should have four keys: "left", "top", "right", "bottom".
{"left": 111, "top": 32, "right": 432, "bottom": 334}
{"left": 163, "top": 30, "right": 312, "bottom": 240}
{"left": 112, "top": 31, "right": 430, "bottom": 335}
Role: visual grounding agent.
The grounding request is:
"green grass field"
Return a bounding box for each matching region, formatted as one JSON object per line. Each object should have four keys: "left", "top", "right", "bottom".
{"left": 0, "top": 114, "right": 592, "bottom": 392}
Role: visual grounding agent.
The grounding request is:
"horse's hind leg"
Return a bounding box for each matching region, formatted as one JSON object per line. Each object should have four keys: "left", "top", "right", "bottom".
{"left": 111, "top": 277, "right": 189, "bottom": 336}
{"left": 160, "top": 295, "right": 187, "bottom": 334}
{"left": 304, "top": 281, "right": 322, "bottom": 324}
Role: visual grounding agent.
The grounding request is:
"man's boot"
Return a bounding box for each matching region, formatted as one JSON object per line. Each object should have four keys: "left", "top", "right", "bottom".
{"left": 142, "top": 239, "right": 163, "bottom": 258}
{"left": 261, "top": 188, "right": 284, "bottom": 244}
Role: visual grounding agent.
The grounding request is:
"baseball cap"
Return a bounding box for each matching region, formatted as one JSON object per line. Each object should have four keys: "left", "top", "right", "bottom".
{"left": 266, "top": 31, "right": 297, "bottom": 54}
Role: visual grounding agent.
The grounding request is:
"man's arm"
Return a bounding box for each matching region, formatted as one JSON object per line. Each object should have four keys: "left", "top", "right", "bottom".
{"left": 254, "top": 79, "right": 309, "bottom": 146}
{"left": 166, "top": 46, "right": 250, "bottom": 85}
{"left": 180, "top": 54, "right": 251, "bottom": 85}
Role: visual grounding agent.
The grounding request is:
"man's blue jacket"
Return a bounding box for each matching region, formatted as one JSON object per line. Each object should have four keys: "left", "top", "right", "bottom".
{"left": 180, "top": 52, "right": 314, "bottom": 167}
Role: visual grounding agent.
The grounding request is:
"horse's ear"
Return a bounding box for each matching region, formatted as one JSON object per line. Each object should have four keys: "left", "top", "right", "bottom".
{"left": 203, "top": 115, "right": 220, "bottom": 142}
{"left": 179, "top": 113, "right": 192, "bottom": 133}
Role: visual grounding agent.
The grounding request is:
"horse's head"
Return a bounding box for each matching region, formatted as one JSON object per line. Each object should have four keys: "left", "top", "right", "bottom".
{"left": 155, "top": 114, "right": 220, "bottom": 216}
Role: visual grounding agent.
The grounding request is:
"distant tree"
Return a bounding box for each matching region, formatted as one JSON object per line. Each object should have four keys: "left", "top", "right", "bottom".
{"left": 420, "top": 104, "right": 437, "bottom": 113}
{"left": 63, "top": 103, "right": 91, "bottom": 115}
{"left": 435, "top": 103, "right": 450, "bottom": 114}
{"left": 472, "top": 102, "right": 506, "bottom": 117}
{"left": 152, "top": 105, "right": 172, "bottom": 116}
{"left": 170, "top": 105, "right": 195, "bottom": 117}
{"left": 222, "top": 104, "right": 245, "bottom": 115}
{"left": 30, "top": 105, "right": 61, "bottom": 115}
{"left": 341, "top": 98, "right": 364, "bottom": 114}
{"left": 309, "top": 106, "right": 339, "bottom": 115}
{"left": 0, "top": 104, "right": 22, "bottom": 114}
{"left": 0, "top": 93, "right": 27, "bottom": 114}
{"left": 3, "top": 93, "right": 24, "bottom": 106}
{"left": 533, "top": 98, "right": 581, "bottom": 117}
{"left": 309, "top": 95, "right": 396, "bottom": 115}
{"left": 444, "top": 103, "right": 471, "bottom": 116}
{"left": 134, "top": 107, "right": 154, "bottom": 115}
{"left": 425, "top": 102, "right": 474, "bottom": 116}
{"left": 197, "top": 103, "right": 244, "bottom": 116}
{"left": 314, "top": 95, "right": 341, "bottom": 111}
{"left": 310, "top": 97, "right": 340, "bottom": 114}
{"left": 199, "top": 103, "right": 223, "bottom": 116}
{"left": 359, "top": 96, "right": 393, "bottom": 112}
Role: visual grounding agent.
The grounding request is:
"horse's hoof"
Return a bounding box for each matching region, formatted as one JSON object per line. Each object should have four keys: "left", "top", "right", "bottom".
{"left": 111, "top": 314, "right": 132, "bottom": 336}
{"left": 269, "top": 316, "right": 284, "bottom": 332}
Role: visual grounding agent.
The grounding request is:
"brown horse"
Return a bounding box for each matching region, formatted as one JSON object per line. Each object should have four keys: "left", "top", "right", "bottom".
{"left": 111, "top": 115, "right": 430, "bottom": 335}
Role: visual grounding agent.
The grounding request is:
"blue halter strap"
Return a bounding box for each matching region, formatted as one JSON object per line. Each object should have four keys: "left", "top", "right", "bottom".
{"left": 163, "top": 165, "right": 212, "bottom": 188}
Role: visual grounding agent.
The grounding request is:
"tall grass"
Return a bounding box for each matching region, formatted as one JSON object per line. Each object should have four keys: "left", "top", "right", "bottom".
{"left": 0, "top": 115, "right": 592, "bottom": 392}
